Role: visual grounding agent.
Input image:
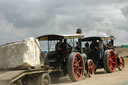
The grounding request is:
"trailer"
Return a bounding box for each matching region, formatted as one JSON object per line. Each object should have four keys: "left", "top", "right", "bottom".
{"left": 0, "top": 65, "right": 52, "bottom": 85}
{"left": 0, "top": 37, "right": 52, "bottom": 85}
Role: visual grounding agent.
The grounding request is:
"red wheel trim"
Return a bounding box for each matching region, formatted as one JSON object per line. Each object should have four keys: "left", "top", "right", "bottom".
{"left": 89, "top": 61, "right": 94, "bottom": 75}
{"left": 119, "top": 56, "right": 125, "bottom": 70}
{"left": 73, "top": 54, "right": 84, "bottom": 80}
{"left": 108, "top": 50, "right": 117, "bottom": 72}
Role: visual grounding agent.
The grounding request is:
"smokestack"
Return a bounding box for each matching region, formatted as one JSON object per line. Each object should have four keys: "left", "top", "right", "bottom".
{"left": 76, "top": 28, "right": 82, "bottom": 34}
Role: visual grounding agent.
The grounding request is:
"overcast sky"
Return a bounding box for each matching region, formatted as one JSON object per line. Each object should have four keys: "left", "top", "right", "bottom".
{"left": 0, "top": 0, "right": 128, "bottom": 45}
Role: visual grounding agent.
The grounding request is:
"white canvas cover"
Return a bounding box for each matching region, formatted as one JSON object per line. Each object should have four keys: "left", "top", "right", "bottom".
{"left": 0, "top": 37, "right": 41, "bottom": 68}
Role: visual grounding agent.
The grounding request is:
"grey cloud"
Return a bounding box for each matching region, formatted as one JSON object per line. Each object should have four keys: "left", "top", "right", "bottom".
{"left": 0, "top": 0, "right": 128, "bottom": 45}
{"left": 0, "top": 1, "right": 47, "bottom": 28}
{"left": 0, "top": 0, "right": 123, "bottom": 29}
{"left": 122, "top": 5, "right": 128, "bottom": 19}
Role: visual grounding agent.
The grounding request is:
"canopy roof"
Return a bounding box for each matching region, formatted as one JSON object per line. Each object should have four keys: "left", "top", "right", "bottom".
{"left": 82, "top": 36, "right": 115, "bottom": 41}
{"left": 37, "top": 34, "right": 84, "bottom": 41}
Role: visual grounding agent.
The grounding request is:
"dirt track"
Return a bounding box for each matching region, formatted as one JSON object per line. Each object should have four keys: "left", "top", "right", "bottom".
{"left": 52, "top": 48, "right": 128, "bottom": 85}
{"left": 52, "top": 55, "right": 128, "bottom": 85}
{"left": 52, "top": 65, "right": 128, "bottom": 85}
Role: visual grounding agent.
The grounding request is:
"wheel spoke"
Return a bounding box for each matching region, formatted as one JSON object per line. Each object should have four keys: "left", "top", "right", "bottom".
{"left": 108, "top": 58, "right": 111, "bottom": 61}
{"left": 109, "top": 63, "right": 113, "bottom": 70}
{"left": 122, "top": 63, "right": 124, "bottom": 66}
{"left": 89, "top": 70, "right": 92, "bottom": 74}
{"left": 111, "top": 66, "right": 114, "bottom": 70}
{"left": 108, "top": 61, "right": 112, "bottom": 65}
{"left": 74, "top": 68, "right": 81, "bottom": 79}
{"left": 75, "top": 60, "right": 81, "bottom": 66}
{"left": 120, "top": 59, "right": 124, "bottom": 65}
{"left": 89, "top": 63, "right": 93, "bottom": 68}
{"left": 77, "top": 60, "right": 81, "bottom": 64}
{"left": 89, "top": 68, "right": 92, "bottom": 72}
{"left": 74, "top": 66, "right": 77, "bottom": 70}
{"left": 120, "top": 60, "right": 123, "bottom": 64}
{"left": 109, "top": 62, "right": 113, "bottom": 71}
{"left": 89, "top": 66, "right": 92, "bottom": 69}
{"left": 74, "top": 58, "right": 77, "bottom": 64}
{"left": 112, "top": 61, "right": 116, "bottom": 64}
{"left": 111, "top": 55, "right": 115, "bottom": 59}
{"left": 74, "top": 68, "right": 78, "bottom": 74}
{"left": 74, "top": 59, "right": 78, "bottom": 66}
{"left": 77, "top": 70, "right": 81, "bottom": 77}
{"left": 89, "top": 68, "right": 94, "bottom": 74}
{"left": 79, "top": 67, "right": 83, "bottom": 69}
{"left": 120, "top": 61, "right": 124, "bottom": 66}
{"left": 74, "top": 64, "right": 76, "bottom": 66}
{"left": 108, "top": 56, "right": 112, "bottom": 61}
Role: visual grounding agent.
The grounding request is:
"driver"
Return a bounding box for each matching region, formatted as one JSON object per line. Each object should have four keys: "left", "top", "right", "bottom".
{"left": 61, "top": 39, "right": 72, "bottom": 53}
{"left": 90, "top": 40, "right": 99, "bottom": 50}
{"left": 55, "top": 39, "right": 62, "bottom": 52}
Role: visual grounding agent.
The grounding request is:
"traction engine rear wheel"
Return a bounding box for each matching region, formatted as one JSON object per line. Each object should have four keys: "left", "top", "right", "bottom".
{"left": 104, "top": 50, "right": 117, "bottom": 73}
{"left": 67, "top": 52, "right": 85, "bottom": 82}
{"left": 118, "top": 56, "right": 125, "bottom": 71}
